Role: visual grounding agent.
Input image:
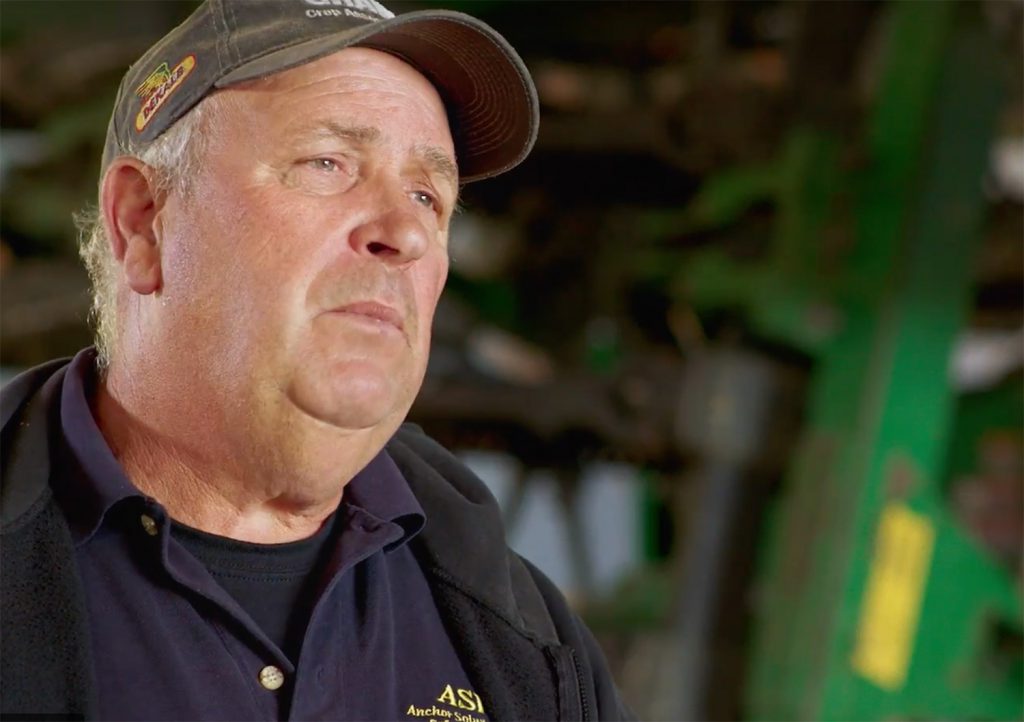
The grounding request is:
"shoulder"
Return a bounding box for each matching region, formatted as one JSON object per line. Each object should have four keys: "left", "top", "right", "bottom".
{"left": 1, "top": 357, "right": 69, "bottom": 429}
{"left": 386, "top": 425, "right": 633, "bottom": 719}
{"left": 1, "top": 357, "right": 71, "bottom": 532}
{"left": 386, "top": 424, "right": 529, "bottom": 623}
{"left": 387, "top": 425, "right": 561, "bottom": 632}
{"left": 385, "top": 425, "right": 574, "bottom": 636}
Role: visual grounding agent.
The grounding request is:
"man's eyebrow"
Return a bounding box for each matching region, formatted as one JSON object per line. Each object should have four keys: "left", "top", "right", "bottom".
{"left": 415, "top": 144, "right": 459, "bottom": 191}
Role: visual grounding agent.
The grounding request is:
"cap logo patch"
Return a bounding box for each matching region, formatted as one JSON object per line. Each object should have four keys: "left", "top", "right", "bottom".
{"left": 302, "top": 0, "right": 394, "bottom": 21}
{"left": 134, "top": 55, "right": 197, "bottom": 132}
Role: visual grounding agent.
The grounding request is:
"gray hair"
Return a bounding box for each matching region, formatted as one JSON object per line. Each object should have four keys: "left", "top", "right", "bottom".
{"left": 76, "top": 98, "right": 215, "bottom": 369}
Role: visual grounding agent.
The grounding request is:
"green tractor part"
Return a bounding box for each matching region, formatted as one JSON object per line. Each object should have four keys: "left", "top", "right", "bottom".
{"left": 727, "top": 2, "right": 1021, "bottom": 719}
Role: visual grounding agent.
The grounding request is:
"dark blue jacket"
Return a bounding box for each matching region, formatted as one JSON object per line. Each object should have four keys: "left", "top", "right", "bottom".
{"left": 0, "top": 358, "right": 631, "bottom": 721}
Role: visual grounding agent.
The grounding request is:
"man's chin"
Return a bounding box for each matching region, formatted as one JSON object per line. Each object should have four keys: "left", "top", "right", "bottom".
{"left": 286, "top": 370, "right": 412, "bottom": 435}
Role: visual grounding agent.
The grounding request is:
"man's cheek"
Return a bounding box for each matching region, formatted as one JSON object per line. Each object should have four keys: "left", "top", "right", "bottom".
{"left": 431, "top": 256, "right": 450, "bottom": 302}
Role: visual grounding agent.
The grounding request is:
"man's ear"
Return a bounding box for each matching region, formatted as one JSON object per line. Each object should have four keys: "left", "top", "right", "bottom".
{"left": 101, "top": 157, "right": 164, "bottom": 296}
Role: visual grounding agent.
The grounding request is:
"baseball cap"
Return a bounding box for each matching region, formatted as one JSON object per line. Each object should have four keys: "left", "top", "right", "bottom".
{"left": 102, "top": 0, "right": 539, "bottom": 183}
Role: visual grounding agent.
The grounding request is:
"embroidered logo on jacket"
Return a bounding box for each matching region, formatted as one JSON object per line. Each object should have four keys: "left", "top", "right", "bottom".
{"left": 406, "top": 683, "right": 487, "bottom": 722}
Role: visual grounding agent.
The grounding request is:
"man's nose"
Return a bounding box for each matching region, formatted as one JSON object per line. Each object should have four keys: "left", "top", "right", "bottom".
{"left": 348, "top": 192, "right": 430, "bottom": 266}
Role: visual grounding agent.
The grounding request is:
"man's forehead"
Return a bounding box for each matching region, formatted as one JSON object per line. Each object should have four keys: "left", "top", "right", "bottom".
{"left": 247, "top": 46, "right": 439, "bottom": 98}
{"left": 240, "top": 49, "right": 452, "bottom": 134}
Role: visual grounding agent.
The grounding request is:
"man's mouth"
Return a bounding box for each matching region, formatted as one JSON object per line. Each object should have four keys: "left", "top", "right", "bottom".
{"left": 330, "top": 300, "right": 405, "bottom": 333}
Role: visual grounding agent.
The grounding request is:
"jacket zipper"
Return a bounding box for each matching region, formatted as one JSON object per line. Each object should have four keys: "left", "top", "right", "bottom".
{"left": 569, "top": 648, "right": 591, "bottom": 722}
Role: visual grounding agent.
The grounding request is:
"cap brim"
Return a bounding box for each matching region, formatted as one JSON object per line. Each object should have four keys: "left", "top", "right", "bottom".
{"left": 216, "top": 10, "right": 538, "bottom": 184}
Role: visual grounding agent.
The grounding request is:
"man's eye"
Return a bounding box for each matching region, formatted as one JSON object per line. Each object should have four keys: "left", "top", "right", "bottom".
{"left": 285, "top": 157, "right": 358, "bottom": 195}
{"left": 411, "top": 190, "right": 438, "bottom": 211}
{"left": 307, "top": 158, "right": 340, "bottom": 172}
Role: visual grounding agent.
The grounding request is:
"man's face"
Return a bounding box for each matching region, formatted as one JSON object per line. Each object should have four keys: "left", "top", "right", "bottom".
{"left": 151, "top": 48, "right": 455, "bottom": 442}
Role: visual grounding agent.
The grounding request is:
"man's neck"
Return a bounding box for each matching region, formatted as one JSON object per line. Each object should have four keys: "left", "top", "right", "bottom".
{"left": 93, "top": 368, "right": 374, "bottom": 544}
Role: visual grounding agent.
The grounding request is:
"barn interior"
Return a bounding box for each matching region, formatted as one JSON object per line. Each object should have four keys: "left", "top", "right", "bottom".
{"left": 1, "top": 1, "right": 1022, "bottom": 719}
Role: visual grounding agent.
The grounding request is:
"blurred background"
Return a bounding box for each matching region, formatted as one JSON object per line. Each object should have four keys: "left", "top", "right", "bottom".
{"left": 2, "top": 0, "right": 1022, "bottom": 719}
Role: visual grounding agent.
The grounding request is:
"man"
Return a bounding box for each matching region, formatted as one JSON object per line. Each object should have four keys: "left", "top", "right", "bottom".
{"left": 0, "top": 1, "right": 631, "bottom": 720}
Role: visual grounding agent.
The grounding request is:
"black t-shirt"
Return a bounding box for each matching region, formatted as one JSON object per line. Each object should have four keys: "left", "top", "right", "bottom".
{"left": 172, "top": 514, "right": 337, "bottom": 664}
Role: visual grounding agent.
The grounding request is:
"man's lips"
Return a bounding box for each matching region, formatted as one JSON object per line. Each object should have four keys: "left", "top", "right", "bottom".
{"left": 329, "top": 301, "right": 405, "bottom": 332}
